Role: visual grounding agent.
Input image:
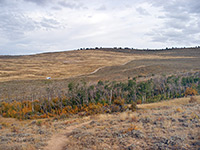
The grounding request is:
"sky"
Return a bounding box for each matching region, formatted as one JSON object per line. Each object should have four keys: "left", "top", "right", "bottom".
{"left": 0, "top": 0, "right": 200, "bottom": 55}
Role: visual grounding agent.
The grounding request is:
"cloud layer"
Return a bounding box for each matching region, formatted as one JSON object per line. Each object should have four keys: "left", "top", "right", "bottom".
{"left": 0, "top": 0, "right": 199, "bottom": 55}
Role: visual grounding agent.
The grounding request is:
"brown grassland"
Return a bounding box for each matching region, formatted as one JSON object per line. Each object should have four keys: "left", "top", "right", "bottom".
{"left": 0, "top": 48, "right": 199, "bottom": 82}
{"left": 0, "top": 49, "right": 166, "bottom": 82}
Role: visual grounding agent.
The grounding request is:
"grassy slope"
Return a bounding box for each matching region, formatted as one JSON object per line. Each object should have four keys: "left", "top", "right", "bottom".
{"left": 85, "top": 48, "right": 200, "bottom": 81}
{"left": 0, "top": 48, "right": 199, "bottom": 82}
{"left": 0, "top": 50, "right": 159, "bottom": 82}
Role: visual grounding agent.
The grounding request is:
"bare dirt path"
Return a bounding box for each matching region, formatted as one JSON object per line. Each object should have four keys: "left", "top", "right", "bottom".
{"left": 88, "top": 59, "right": 135, "bottom": 75}
{"left": 44, "top": 121, "right": 90, "bottom": 150}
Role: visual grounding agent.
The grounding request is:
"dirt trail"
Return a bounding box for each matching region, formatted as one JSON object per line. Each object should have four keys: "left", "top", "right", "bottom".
{"left": 88, "top": 59, "right": 135, "bottom": 75}
{"left": 44, "top": 121, "right": 90, "bottom": 150}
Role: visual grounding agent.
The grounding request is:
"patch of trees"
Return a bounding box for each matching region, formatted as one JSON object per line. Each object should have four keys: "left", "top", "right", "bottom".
{"left": 0, "top": 97, "right": 136, "bottom": 120}
{"left": 0, "top": 72, "right": 199, "bottom": 120}
{"left": 78, "top": 46, "right": 200, "bottom": 51}
{"left": 64, "top": 73, "right": 199, "bottom": 105}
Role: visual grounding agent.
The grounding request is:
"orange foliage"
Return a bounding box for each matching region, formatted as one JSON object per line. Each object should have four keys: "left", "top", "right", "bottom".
{"left": 136, "top": 99, "right": 142, "bottom": 104}
{"left": 0, "top": 96, "right": 130, "bottom": 120}
{"left": 184, "top": 87, "right": 198, "bottom": 96}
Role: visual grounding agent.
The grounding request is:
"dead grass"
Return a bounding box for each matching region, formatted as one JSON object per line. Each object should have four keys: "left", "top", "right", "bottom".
{"left": 137, "top": 96, "right": 200, "bottom": 109}
{"left": 0, "top": 49, "right": 195, "bottom": 82}
{"left": 0, "top": 50, "right": 138, "bottom": 81}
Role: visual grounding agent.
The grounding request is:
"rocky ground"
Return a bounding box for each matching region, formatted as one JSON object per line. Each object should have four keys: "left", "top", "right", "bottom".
{"left": 0, "top": 96, "right": 200, "bottom": 150}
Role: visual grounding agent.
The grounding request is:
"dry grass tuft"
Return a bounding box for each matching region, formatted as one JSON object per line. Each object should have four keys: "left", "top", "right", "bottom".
{"left": 124, "top": 124, "right": 139, "bottom": 133}
{"left": 119, "top": 112, "right": 129, "bottom": 121}
{"left": 10, "top": 126, "right": 20, "bottom": 133}
{"left": 189, "top": 96, "right": 198, "bottom": 103}
{"left": 176, "top": 108, "right": 183, "bottom": 112}
{"left": 94, "top": 113, "right": 113, "bottom": 121}
{"left": 129, "top": 115, "right": 138, "bottom": 122}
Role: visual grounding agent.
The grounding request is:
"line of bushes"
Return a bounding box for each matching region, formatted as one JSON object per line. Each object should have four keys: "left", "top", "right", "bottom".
{"left": 0, "top": 97, "right": 137, "bottom": 120}
{"left": 0, "top": 72, "right": 199, "bottom": 120}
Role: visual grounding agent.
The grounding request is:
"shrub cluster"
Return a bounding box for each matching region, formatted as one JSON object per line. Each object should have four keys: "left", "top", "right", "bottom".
{"left": 0, "top": 97, "right": 136, "bottom": 120}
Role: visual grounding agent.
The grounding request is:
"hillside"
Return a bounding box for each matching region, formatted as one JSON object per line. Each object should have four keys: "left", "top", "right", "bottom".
{"left": 0, "top": 48, "right": 200, "bottom": 82}
{"left": 0, "top": 96, "right": 199, "bottom": 150}
{"left": 0, "top": 48, "right": 200, "bottom": 101}
{"left": 0, "top": 49, "right": 161, "bottom": 82}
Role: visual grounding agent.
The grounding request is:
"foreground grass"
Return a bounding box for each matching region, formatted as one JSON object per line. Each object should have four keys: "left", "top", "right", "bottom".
{"left": 0, "top": 96, "right": 199, "bottom": 150}
{"left": 62, "top": 96, "right": 200, "bottom": 150}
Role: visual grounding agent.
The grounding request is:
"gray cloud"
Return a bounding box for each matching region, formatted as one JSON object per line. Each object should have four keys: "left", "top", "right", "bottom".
{"left": 0, "top": 11, "right": 63, "bottom": 41}
{"left": 136, "top": 7, "right": 149, "bottom": 15}
{"left": 149, "top": 0, "right": 200, "bottom": 16}
{"left": 147, "top": 0, "right": 200, "bottom": 45}
{"left": 1, "top": 0, "right": 200, "bottom": 55}
{"left": 96, "top": 5, "right": 107, "bottom": 11}
{"left": 189, "top": 1, "right": 200, "bottom": 14}
{"left": 0, "top": 0, "right": 9, "bottom": 8}
{"left": 0, "top": 12, "right": 37, "bottom": 40}
{"left": 40, "top": 18, "right": 61, "bottom": 29}
{"left": 24, "top": 0, "right": 50, "bottom": 6}
{"left": 51, "top": 6, "right": 62, "bottom": 10}
{"left": 0, "top": 0, "right": 5, "bottom": 4}
{"left": 58, "top": 1, "right": 84, "bottom": 9}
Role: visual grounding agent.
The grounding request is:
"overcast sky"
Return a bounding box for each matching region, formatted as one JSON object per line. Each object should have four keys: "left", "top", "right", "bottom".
{"left": 0, "top": 0, "right": 200, "bottom": 55}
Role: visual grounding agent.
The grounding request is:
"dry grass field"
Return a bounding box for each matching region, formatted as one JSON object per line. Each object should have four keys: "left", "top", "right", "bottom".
{"left": 85, "top": 48, "right": 200, "bottom": 81}
{"left": 1, "top": 48, "right": 199, "bottom": 82}
{"left": 0, "top": 96, "right": 199, "bottom": 150}
{"left": 0, "top": 50, "right": 166, "bottom": 82}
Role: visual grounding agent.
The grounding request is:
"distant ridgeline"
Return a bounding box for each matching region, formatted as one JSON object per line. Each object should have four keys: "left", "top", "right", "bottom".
{"left": 78, "top": 46, "right": 200, "bottom": 51}
{"left": 0, "top": 72, "right": 199, "bottom": 120}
